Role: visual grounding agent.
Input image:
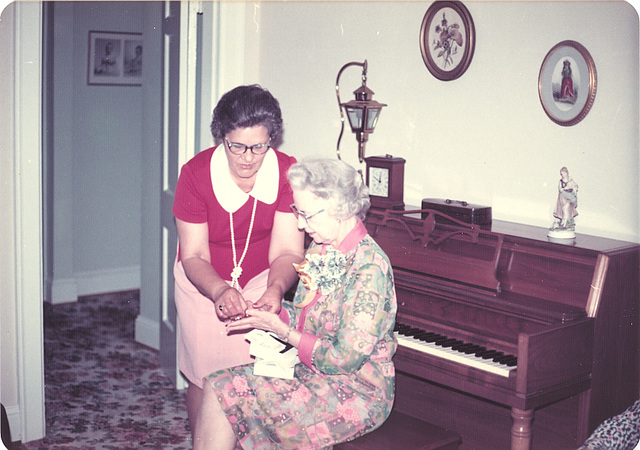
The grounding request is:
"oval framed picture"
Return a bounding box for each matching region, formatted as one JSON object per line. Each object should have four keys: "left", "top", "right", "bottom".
{"left": 538, "top": 40, "right": 597, "bottom": 126}
{"left": 419, "top": 1, "right": 476, "bottom": 81}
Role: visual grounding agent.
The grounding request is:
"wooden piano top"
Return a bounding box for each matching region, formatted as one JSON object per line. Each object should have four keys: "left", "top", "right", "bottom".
{"left": 490, "top": 219, "right": 638, "bottom": 254}
{"left": 375, "top": 207, "right": 638, "bottom": 254}
{"left": 365, "top": 208, "right": 639, "bottom": 320}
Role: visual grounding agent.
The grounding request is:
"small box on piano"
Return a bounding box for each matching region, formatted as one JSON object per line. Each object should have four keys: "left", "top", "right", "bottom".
{"left": 421, "top": 198, "right": 492, "bottom": 225}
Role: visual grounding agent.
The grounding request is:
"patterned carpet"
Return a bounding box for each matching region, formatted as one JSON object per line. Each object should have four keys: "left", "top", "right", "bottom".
{"left": 18, "top": 291, "right": 191, "bottom": 449}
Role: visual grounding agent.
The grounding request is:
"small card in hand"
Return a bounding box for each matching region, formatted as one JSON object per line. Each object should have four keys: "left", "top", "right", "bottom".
{"left": 246, "top": 329, "right": 300, "bottom": 379}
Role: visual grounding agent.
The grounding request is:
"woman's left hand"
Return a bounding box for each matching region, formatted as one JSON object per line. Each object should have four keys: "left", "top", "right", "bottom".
{"left": 252, "top": 287, "right": 283, "bottom": 314}
{"left": 225, "top": 309, "right": 288, "bottom": 338}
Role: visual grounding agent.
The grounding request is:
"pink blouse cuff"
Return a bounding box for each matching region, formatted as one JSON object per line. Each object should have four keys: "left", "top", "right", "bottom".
{"left": 298, "top": 333, "right": 318, "bottom": 368}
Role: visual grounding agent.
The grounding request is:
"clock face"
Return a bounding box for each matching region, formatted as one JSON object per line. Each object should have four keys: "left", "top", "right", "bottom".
{"left": 369, "top": 167, "right": 389, "bottom": 197}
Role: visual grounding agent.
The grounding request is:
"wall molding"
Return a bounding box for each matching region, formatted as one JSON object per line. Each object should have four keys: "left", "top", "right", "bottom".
{"left": 49, "top": 265, "right": 141, "bottom": 304}
{"left": 134, "top": 314, "right": 159, "bottom": 350}
{"left": 75, "top": 265, "right": 141, "bottom": 297}
{"left": 4, "top": 404, "right": 21, "bottom": 445}
{"left": 49, "top": 277, "right": 78, "bottom": 305}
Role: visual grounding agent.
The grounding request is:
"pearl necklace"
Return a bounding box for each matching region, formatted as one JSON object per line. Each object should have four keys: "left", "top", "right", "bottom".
{"left": 229, "top": 197, "right": 258, "bottom": 289}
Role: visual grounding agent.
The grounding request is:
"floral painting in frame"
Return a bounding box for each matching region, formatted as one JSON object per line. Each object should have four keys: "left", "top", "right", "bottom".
{"left": 419, "top": 1, "right": 476, "bottom": 81}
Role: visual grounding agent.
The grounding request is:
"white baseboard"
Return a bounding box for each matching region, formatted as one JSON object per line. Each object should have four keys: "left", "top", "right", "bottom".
{"left": 134, "top": 314, "right": 160, "bottom": 350}
{"left": 50, "top": 277, "right": 78, "bottom": 305}
{"left": 3, "top": 403, "right": 21, "bottom": 444}
{"left": 76, "top": 265, "right": 140, "bottom": 296}
{"left": 49, "top": 266, "right": 140, "bottom": 304}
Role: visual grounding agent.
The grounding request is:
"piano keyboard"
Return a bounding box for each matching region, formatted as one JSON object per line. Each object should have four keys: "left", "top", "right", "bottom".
{"left": 394, "top": 323, "right": 517, "bottom": 378}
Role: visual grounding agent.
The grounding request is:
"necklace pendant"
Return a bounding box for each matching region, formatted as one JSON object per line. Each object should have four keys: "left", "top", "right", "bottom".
{"left": 231, "top": 266, "right": 243, "bottom": 280}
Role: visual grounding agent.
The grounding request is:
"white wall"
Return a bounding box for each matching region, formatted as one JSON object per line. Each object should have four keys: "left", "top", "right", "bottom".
{"left": 251, "top": 1, "right": 639, "bottom": 242}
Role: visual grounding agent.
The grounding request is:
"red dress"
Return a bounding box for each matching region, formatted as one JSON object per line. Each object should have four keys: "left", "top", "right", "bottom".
{"left": 172, "top": 145, "right": 296, "bottom": 387}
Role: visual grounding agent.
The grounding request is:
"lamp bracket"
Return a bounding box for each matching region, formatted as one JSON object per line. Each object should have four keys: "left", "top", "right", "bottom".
{"left": 335, "top": 60, "right": 368, "bottom": 160}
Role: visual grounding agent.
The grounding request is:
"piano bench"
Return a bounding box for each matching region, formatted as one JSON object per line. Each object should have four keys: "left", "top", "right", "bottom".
{"left": 334, "top": 411, "right": 461, "bottom": 450}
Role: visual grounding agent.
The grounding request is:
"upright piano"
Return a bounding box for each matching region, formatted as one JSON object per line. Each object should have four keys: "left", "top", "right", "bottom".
{"left": 364, "top": 208, "right": 639, "bottom": 449}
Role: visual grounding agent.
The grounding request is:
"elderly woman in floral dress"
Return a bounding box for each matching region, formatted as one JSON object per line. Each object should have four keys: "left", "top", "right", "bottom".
{"left": 193, "top": 158, "right": 398, "bottom": 449}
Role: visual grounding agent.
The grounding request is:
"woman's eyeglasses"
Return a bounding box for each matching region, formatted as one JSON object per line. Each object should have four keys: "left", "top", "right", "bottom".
{"left": 290, "top": 204, "right": 325, "bottom": 223}
{"left": 225, "top": 137, "right": 271, "bottom": 155}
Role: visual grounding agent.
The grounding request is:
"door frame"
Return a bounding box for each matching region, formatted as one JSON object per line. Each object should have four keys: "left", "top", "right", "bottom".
{"left": 157, "top": 0, "right": 252, "bottom": 388}
{"left": 7, "top": 1, "right": 47, "bottom": 442}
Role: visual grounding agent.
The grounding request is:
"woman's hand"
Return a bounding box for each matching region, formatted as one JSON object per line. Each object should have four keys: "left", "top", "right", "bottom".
{"left": 177, "top": 218, "right": 248, "bottom": 320}
{"left": 225, "top": 309, "right": 288, "bottom": 339}
{"left": 252, "top": 285, "right": 283, "bottom": 314}
{"left": 215, "top": 286, "right": 250, "bottom": 320}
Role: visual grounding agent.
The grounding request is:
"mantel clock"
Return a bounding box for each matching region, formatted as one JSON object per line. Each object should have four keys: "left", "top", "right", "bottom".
{"left": 364, "top": 155, "right": 405, "bottom": 210}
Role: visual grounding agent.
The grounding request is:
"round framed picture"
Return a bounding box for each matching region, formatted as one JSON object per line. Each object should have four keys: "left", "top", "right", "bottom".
{"left": 419, "top": 1, "right": 476, "bottom": 81}
{"left": 538, "top": 40, "right": 597, "bottom": 126}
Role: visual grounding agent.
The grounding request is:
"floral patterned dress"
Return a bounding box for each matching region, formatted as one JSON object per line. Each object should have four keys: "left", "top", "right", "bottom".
{"left": 205, "top": 220, "right": 397, "bottom": 449}
{"left": 579, "top": 399, "right": 640, "bottom": 450}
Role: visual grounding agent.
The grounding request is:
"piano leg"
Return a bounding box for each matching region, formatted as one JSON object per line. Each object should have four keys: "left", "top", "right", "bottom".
{"left": 510, "top": 407, "right": 533, "bottom": 450}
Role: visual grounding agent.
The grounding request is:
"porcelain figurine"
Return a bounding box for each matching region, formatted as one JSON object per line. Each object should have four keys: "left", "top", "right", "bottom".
{"left": 548, "top": 166, "right": 578, "bottom": 239}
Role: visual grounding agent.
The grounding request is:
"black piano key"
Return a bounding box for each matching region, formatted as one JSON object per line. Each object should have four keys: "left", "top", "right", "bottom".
{"left": 451, "top": 342, "right": 471, "bottom": 350}
{"left": 437, "top": 338, "right": 459, "bottom": 347}
{"left": 491, "top": 352, "right": 505, "bottom": 362}
{"left": 473, "top": 347, "right": 489, "bottom": 356}
{"left": 405, "top": 330, "right": 423, "bottom": 338}
{"left": 416, "top": 332, "right": 438, "bottom": 341}
{"left": 413, "top": 330, "right": 432, "bottom": 338}
{"left": 420, "top": 333, "right": 442, "bottom": 342}
{"left": 411, "top": 330, "right": 431, "bottom": 338}
{"left": 454, "top": 343, "right": 476, "bottom": 352}
{"left": 499, "top": 355, "right": 517, "bottom": 364}
{"left": 503, "top": 357, "right": 516, "bottom": 366}
{"left": 479, "top": 350, "right": 500, "bottom": 359}
{"left": 504, "top": 356, "right": 518, "bottom": 367}
{"left": 463, "top": 345, "right": 483, "bottom": 354}
{"left": 404, "top": 328, "right": 424, "bottom": 337}
{"left": 396, "top": 326, "right": 444, "bottom": 344}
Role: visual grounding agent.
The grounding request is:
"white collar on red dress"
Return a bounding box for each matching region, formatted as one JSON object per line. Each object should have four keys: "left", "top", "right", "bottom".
{"left": 210, "top": 145, "right": 279, "bottom": 213}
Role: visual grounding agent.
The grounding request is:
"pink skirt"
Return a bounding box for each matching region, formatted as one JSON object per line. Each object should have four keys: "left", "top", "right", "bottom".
{"left": 174, "top": 259, "right": 269, "bottom": 388}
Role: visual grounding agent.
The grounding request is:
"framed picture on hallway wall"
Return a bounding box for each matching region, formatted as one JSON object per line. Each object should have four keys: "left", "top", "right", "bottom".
{"left": 88, "top": 31, "right": 143, "bottom": 86}
{"left": 538, "top": 40, "right": 597, "bottom": 126}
